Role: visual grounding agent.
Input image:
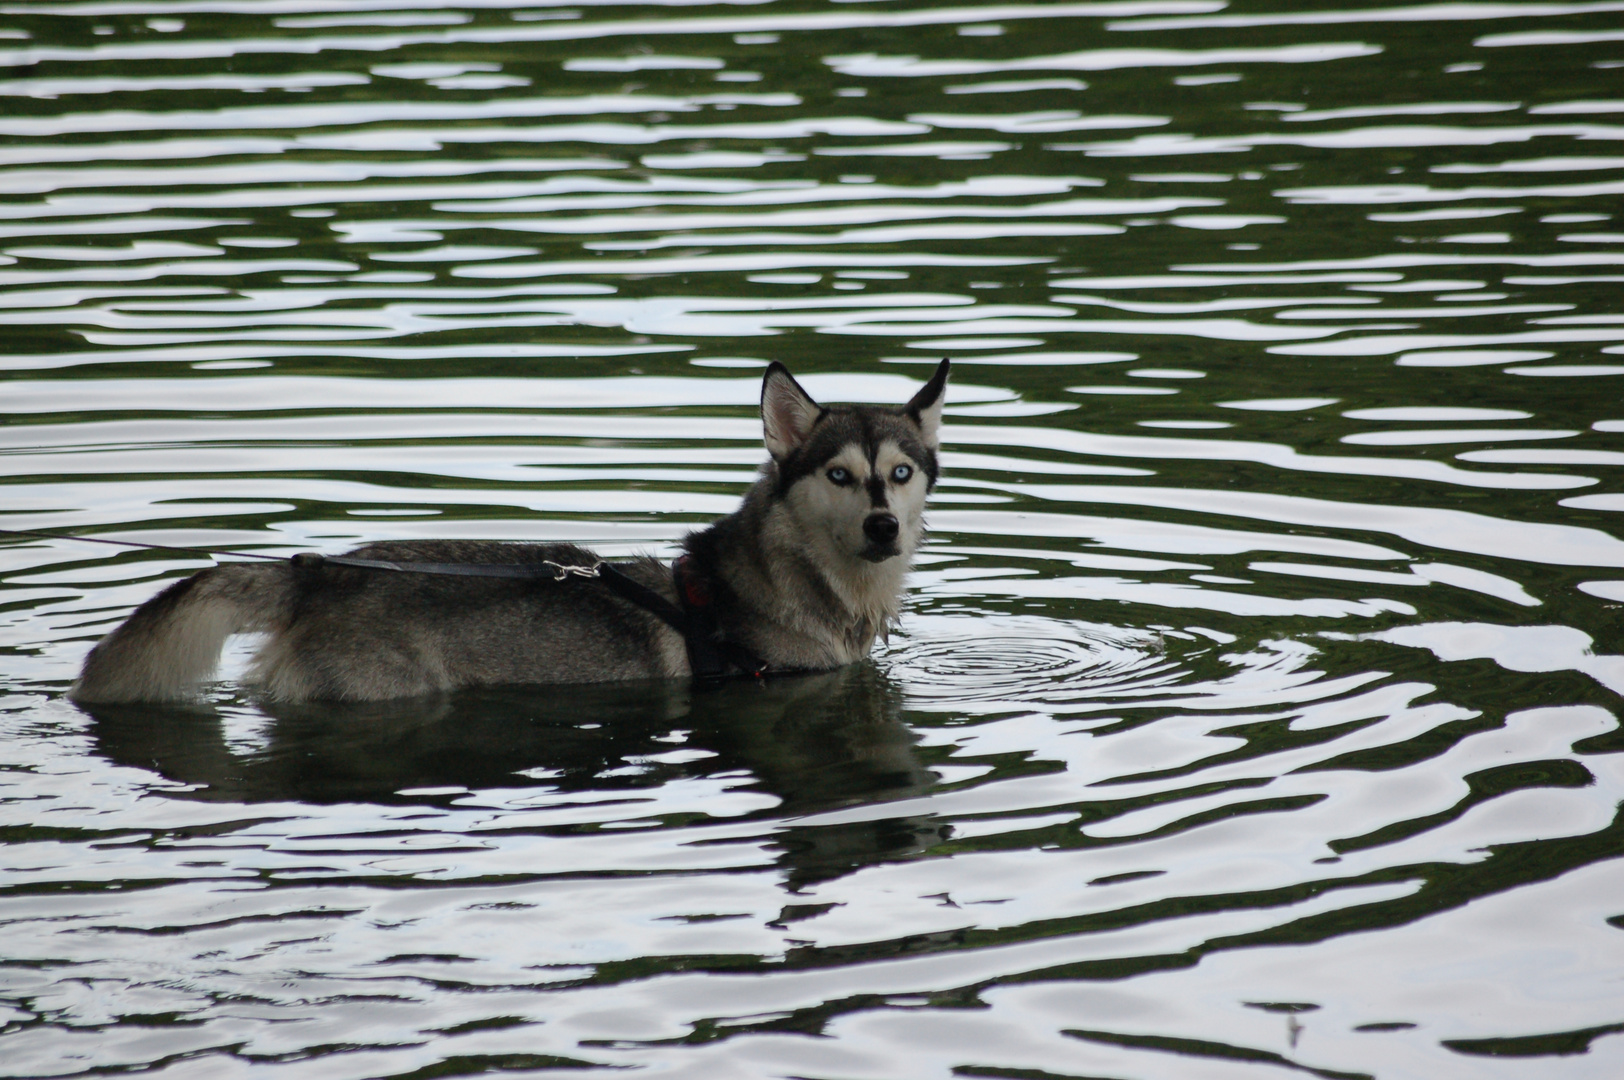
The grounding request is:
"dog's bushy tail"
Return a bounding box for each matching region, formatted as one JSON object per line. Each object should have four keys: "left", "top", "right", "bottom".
{"left": 70, "top": 563, "right": 293, "bottom": 703}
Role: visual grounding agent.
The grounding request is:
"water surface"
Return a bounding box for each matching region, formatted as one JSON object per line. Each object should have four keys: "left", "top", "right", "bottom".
{"left": 3, "top": 1, "right": 1624, "bottom": 1077}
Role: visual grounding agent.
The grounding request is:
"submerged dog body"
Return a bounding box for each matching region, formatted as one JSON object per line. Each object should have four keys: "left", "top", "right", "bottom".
{"left": 70, "top": 361, "right": 948, "bottom": 703}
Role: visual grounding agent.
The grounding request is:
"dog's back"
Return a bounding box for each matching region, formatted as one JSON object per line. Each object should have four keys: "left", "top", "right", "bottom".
{"left": 72, "top": 542, "right": 686, "bottom": 703}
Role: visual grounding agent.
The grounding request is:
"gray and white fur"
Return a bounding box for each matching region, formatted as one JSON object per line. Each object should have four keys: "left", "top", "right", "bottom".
{"left": 70, "top": 360, "right": 949, "bottom": 703}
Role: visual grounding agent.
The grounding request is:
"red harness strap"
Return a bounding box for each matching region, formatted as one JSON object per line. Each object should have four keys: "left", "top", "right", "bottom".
{"left": 671, "top": 555, "right": 768, "bottom": 679}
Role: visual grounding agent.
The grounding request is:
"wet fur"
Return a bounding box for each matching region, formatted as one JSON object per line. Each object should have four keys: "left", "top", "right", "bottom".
{"left": 70, "top": 361, "right": 948, "bottom": 703}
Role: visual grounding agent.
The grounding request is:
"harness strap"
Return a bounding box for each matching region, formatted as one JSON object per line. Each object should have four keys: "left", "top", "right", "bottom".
{"left": 596, "top": 564, "right": 761, "bottom": 680}
{"left": 671, "top": 556, "right": 771, "bottom": 679}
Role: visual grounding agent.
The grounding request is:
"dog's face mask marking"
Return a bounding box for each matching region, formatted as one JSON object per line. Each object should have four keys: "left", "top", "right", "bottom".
{"left": 759, "top": 361, "right": 948, "bottom": 564}
{"left": 812, "top": 440, "right": 928, "bottom": 562}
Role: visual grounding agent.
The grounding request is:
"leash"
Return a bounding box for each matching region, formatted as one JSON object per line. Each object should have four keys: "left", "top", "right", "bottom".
{"left": 289, "top": 551, "right": 606, "bottom": 581}
{"left": 2, "top": 525, "right": 768, "bottom": 680}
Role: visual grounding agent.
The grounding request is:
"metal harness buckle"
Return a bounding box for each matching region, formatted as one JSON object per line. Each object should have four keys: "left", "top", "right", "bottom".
{"left": 542, "top": 559, "right": 603, "bottom": 581}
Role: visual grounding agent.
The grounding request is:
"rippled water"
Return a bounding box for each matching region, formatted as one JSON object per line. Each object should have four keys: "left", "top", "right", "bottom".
{"left": 3, "top": 1, "right": 1624, "bottom": 1076}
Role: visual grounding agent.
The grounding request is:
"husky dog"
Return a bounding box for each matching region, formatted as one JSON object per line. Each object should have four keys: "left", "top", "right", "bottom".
{"left": 70, "top": 360, "right": 949, "bottom": 703}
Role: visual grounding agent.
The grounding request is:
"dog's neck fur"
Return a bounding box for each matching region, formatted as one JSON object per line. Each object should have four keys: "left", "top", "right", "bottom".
{"left": 682, "top": 471, "right": 910, "bottom": 671}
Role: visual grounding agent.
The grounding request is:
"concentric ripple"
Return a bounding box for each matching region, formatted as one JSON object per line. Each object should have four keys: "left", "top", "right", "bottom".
{"left": 890, "top": 613, "right": 1179, "bottom": 706}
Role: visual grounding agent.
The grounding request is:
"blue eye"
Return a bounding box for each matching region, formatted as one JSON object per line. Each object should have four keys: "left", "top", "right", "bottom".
{"left": 892, "top": 464, "right": 913, "bottom": 483}
{"left": 827, "top": 467, "right": 851, "bottom": 484}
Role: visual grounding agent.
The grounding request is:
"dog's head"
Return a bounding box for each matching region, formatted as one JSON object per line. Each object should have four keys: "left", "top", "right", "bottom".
{"left": 759, "top": 360, "right": 948, "bottom": 564}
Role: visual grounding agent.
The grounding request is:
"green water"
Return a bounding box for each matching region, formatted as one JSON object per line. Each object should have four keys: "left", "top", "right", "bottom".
{"left": 2, "top": 1, "right": 1624, "bottom": 1077}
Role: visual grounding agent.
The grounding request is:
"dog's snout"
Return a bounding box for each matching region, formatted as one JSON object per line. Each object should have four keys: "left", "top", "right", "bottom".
{"left": 864, "top": 513, "right": 900, "bottom": 545}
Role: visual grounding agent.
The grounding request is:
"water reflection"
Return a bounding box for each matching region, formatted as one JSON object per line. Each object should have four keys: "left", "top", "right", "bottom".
{"left": 82, "top": 665, "right": 936, "bottom": 888}
{"left": 82, "top": 681, "right": 696, "bottom": 806}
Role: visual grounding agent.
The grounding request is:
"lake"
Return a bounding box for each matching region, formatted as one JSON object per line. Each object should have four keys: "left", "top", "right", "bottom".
{"left": 2, "top": 1, "right": 1624, "bottom": 1077}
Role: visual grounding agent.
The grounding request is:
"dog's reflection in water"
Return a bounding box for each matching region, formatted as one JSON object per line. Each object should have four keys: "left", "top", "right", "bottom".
{"left": 81, "top": 664, "right": 942, "bottom": 886}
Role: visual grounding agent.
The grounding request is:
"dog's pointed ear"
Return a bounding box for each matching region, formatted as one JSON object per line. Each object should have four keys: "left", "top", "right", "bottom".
{"left": 761, "top": 362, "right": 822, "bottom": 460}
{"left": 904, "top": 358, "right": 950, "bottom": 447}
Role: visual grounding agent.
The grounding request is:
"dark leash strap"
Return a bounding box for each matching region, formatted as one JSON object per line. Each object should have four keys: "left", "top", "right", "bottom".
{"left": 289, "top": 551, "right": 605, "bottom": 580}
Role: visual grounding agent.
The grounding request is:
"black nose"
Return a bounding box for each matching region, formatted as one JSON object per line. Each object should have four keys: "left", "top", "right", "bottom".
{"left": 864, "top": 513, "right": 899, "bottom": 545}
